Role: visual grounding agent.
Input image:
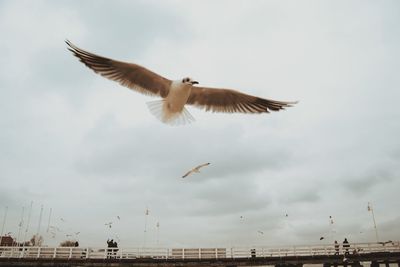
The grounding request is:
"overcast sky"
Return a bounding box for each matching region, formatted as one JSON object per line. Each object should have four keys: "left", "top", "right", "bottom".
{"left": 0, "top": 0, "right": 399, "bottom": 248}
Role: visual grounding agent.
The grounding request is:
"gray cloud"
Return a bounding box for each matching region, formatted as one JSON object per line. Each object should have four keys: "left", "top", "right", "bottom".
{"left": 1, "top": 0, "right": 399, "bottom": 247}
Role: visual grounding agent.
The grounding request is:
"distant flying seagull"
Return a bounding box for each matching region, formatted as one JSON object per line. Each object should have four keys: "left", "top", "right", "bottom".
{"left": 105, "top": 222, "right": 113, "bottom": 228}
{"left": 66, "top": 40, "right": 297, "bottom": 125}
{"left": 182, "top": 163, "right": 211, "bottom": 178}
{"left": 257, "top": 230, "right": 264, "bottom": 235}
{"left": 117, "top": 216, "right": 120, "bottom": 220}
{"left": 320, "top": 236, "right": 325, "bottom": 240}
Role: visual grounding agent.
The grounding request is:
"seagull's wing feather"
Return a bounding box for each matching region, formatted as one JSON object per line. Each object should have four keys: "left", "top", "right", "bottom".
{"left": 182, "top": 170, "right": 193, "bottom": 178}
{"left": 187, "top": 86, "right": 297, "bottom": 113}
{"left": 197, "top": 163, "right": 211, "bottom": 169}
{"left": 66, "top": 40, "right": 171, "bottom": 98}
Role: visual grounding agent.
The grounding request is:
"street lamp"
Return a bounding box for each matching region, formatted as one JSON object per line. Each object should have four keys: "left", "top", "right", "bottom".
{"left": 367, "top": 202, "right": 379, "bottom": 242}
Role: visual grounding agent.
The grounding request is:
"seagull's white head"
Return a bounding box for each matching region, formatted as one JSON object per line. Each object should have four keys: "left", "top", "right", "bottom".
{"left": 181, "top": 77, "right": 199, "bottom": 85}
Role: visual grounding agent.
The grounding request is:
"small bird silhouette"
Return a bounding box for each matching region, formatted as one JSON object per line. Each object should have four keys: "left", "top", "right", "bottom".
{"left": 182, "top": 163, "right": 211, "bottom": 178}
{"left": 257, "top": 230, "right": 264, "bottom": 235}
{"left": 105, "top": 222, "right": 113, "bottom": 228}
{"left": 320, "top": 236, "right": 325, "bottom": 240}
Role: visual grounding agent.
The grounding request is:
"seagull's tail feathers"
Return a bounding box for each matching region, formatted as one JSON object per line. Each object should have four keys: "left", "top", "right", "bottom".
{"left": 147, "top": 100, "right": 195, "bottom": 126}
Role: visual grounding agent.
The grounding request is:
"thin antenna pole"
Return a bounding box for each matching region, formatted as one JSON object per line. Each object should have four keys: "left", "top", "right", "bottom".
{"left": 329, "top": 215, "right": 335, "bottom": 243}
{"left": 143, "top": 207, "right": 149, "bottom": 248}
{"left": 23, "top": 201, "right": 33, "bottom": 244}
{"left": 156, "top": 221, "right": 160, "bottom": 246}
{"left": 36, "top": 205, "right": 44, "bottom": 237}
{"left": 17, "top": 207, "right": 25, "bottom": 245}
{"left": 0, "top": 206, "right": 9, "bottom": 246}
{"left": 368, "top": 202, "right": 379, "bottom": 242}
{"left": 46, "top": 208, "right": 52, "bottom": 233}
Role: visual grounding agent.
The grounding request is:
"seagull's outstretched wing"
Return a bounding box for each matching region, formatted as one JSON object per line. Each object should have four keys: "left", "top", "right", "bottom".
{"left": 182, "top": 170, "right": 193, "bottom": 178}
{"left": 66, "top": 40, "right": 172, "bottom": 98}
{"left": 187, "top": 86, "right": 297, "bottom": 113}
{"left": 196, "top": 163, "right": 211, "bottom": 169}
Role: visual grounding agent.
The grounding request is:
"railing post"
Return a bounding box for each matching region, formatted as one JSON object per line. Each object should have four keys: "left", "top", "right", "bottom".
{"left": 37, "top": 247, "right": 41, "bottom": 258}
{"left": 86, "top": 247, "right": 89, "bottom": 259}
{"left": 20, "top": 247, "right": 24, "bottom": 258}
{"left": 53, "top": 247, "right": 57, "bottom": 258}
{"left": 69, "top": 247, "right": 72, "bottom": 259}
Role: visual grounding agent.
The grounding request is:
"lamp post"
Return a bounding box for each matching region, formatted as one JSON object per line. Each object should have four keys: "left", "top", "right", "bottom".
{"left": 17, "top": 207, "right": 25, "bottom": 245}
{"left": 23, "top": 201, "right": 33, "bottom": 245}
{"left": 367, "top": 202, "right": 379, "bottom": 242}
{"left": 143, "top": 207, "right": 149, "bottom": 248}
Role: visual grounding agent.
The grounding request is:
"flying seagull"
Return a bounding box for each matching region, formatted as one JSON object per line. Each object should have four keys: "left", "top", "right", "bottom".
{"left": 105, "top": 222, "right": 113, "bottom": 228}
{"left": 66, "top": 40, "right": 297, "bottom": 125}
{"left": 182, "top": 163, "right": 211, "bottom": 178}
{"left": 257, "top": 230, "right": 264, "bottom": 235}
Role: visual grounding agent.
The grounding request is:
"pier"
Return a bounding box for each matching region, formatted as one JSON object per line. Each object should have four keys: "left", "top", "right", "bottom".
{"left": 1, "top": 241, "right": 399, "bottom": 267}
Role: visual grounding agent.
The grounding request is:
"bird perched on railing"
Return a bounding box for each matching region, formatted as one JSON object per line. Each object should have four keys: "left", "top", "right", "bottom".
{"left": 66, "top": 40, "right": 297, "bottom": 125}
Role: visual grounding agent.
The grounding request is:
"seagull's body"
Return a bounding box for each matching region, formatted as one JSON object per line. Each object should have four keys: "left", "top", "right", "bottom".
{"left": 182, "top": 163, "right": 210, "bottom": 178}
{"left": 147, "top": 80, "right": 195, "bottom": 124}
{"left": 66, "top": 40, "right": 297, "bottom": 125}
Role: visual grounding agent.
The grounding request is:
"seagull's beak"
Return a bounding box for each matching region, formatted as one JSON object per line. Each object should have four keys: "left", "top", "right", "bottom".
{"left": 191, "top": 81, "right": 199, "bottom": 85}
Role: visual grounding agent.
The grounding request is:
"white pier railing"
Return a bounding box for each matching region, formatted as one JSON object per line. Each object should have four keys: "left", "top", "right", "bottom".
{"left": 0, "top": 242, "right": 399, "bottom": 260}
